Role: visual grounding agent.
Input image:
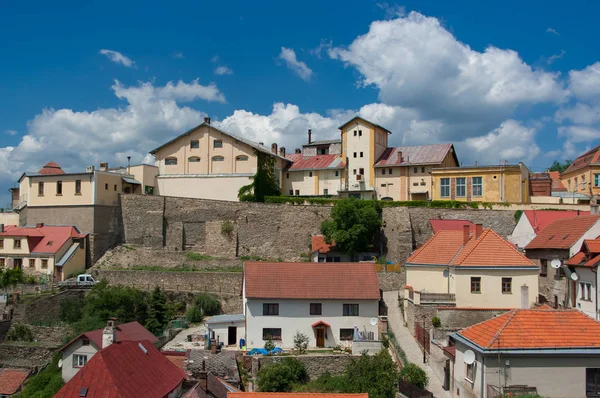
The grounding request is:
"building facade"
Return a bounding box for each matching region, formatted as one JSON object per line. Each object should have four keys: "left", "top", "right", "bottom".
{"left": 565, "top": 239, "right": 600, "bottom": 320}
{"left": 509, "top": 210, "right": 590, "bottom": 249}
{"left": 560, "top": 144, "right": 600, "bottom": 202}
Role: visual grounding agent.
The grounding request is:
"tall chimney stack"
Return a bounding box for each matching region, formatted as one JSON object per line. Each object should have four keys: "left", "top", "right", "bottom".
{"left": 204, "top": 117, "right": 211, "bottom": 125}
{"left": 308, "top": 129, "right": 312, "bottom": 144}
{"left": 397, "top": 150, "right": 403, "bottom": 163}
{"left": 271, "top": 143, "right": 278, "bottom": 154}
{"left": 475, "top": 224, "right": 483, "bottom": 239}
{"left": 279, "top": 147, "right": 286, "bottom": 157}
{"left": 102, "top": 318, "right": 117, "bottom": 349}
{"left": 463, "top": 224, "right": 470, "bottom": 245}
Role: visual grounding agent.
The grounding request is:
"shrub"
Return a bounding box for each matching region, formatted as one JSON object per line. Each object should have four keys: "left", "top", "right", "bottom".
{"left": 186, "top": 252, "right": 214, "bottom": 261}
{"left": 6, "top": 324, "right": 34, "bottom": 342}
{"left": 264, "top": 336, "right": 276, "bottom": 353}
{"left": 432, "top": 316, "right": 441, "bottom": 328}
{"left": 186, "top": 305, "right": 204, "bottom": 324}
{"left": 60, "top": 297, "right": 83, "bottom": 324}
{"left": 257, "top": 358, "right": 308, "bottom": 392}
{"left": 293, "top": 331, "right": 309, "bottom": 354}
{"left": 400, "top": 363, "right": 429, "bottom": 389}
{"left": 24, "top": 275, "right": 38, "bottom": 285}
{"left": 221, "top": 220, "right": 235, "bottom": 236}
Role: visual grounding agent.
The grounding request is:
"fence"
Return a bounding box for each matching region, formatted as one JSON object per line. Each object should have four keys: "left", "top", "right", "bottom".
{"left": 398, "top": 378, "right": 434, "bottom": 398}
{"left": 415, "top": 322, "right": 430, "bottom": 355}
{"left": 487, "top": 384, "right": 538, "bottom": 398}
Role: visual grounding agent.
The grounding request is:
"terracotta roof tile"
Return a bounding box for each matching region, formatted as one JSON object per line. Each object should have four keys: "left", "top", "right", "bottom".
{"left": 285, "top": 154, "right": 344, "bottom": 171}
{"left": 38, "top": 161, "right": 66, "bottom": 175}
{"left": 244, "top": 262, "right": 380, "bottom": 300}
{"left": 374, "top": 144, "right": 454, "bottom": 167}
{"left": 311, "top": 235, "right": 335, "bottom": 254}
{"left": 563, "top": 144, "right": 600, "bottom": 174}
{"left": 565, "top": 238, "right": 600, "bottom": 267}
{"left": 458, "top": 309, "right": 600, "bottom": 349}
{"left": 60, "top": 321, "right": 158, "bottom": 352}
{"left": 525, "top": 215, "right": 600, "bottom": 250}
{"left": 0, "top": 368, "right": 29, "bottom": 395}
{"left": 230, "top": 394, "right": 368, "bottom": 398}
{"left": 429, "top": 219, "right": 474, "bottom": 234}
{"left": 0, "top": 225, "right": 86, "bottom": 254}
{"left": 523, "top": 210, "right": 590, "bottom": 233}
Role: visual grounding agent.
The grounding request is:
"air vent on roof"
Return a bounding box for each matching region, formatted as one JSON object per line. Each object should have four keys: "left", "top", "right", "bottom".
{"left": 80, "top": 387, "right": 88, "bottom": 397}
{"left": 138, "top": 342, "right": 148, "bottom": 355}
{"left": 563, "top": 234, "right": 570, "bottom": 240}
{"left": 548, "top": 235, "right": 555, "bottom": 240}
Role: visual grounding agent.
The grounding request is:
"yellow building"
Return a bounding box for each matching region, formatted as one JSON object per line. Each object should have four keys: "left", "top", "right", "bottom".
{"left": 560, "top": 145, "right": 600, "bottom": 203}
{"left": 431, "top": 163, "right": 530, "bottom": 203}
{"left": 0, "top": 223, "right": 87, "bottom": 282}
{"left": 150, "top": 117, "right": 290, "bottom": 201}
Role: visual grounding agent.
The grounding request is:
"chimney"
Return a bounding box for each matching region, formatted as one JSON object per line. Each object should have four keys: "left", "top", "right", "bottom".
{"left": 204, "top": 117, "right": 211, "bottom": 125}
{"left": 591, "top": 204, "right": 599, "bottom": 216}
{"left": 35, "top": 223, "right": 44, "bottom": 228}
{"left": 198, "top": 359, "right": 208, "bottom": 391}
{"left": 308, "top": 129, "right": 312, "bottom": 144}
{"left": 99, "top": 162, "right": 109, "bottom": 171}
{"left": 475, "top": 224, "right": 483, "bottom": 239}
{"left": 271, "top": 143, "right": 278, "bottom": 154}
{"left": 295, "top": 148, "right": 301, "bottom": 154}
{"left": 397, "top": 150, "right": 403, "bottom": 163}
{"left": 279, "top": 147, "right": 286, "bottom": 157}
{"left": 463, "top": 224, "right": 470, "bottom": 245}
{"left": 102, "top": 318, "right": 116, "bottom": 349}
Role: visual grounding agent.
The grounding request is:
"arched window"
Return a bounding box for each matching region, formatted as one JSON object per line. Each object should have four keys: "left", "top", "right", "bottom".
{"left": 188, "top": 156, "right": 201, "bottom": 163}
{"left": 236, "top": 155, "right": 249, "bottom": 161}
{"left": 212, "top": 156, "right": 225, "bottom": 162}
{"left": 165, "top": 157, "right": 178, "bottom": 165}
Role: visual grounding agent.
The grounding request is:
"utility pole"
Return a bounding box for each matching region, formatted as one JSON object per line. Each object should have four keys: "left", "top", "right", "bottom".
{"left": 422, "top": 315, "right": 427, "bottom": 364}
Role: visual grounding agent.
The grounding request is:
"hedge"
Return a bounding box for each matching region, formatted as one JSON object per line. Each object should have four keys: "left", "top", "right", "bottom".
{"left": 264, "top": 196, "right": 512, "bottom": 209}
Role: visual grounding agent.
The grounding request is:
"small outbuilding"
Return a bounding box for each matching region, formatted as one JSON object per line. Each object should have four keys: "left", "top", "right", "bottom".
{"left": 205, "top": 314, "right": 245, "bottom": 347}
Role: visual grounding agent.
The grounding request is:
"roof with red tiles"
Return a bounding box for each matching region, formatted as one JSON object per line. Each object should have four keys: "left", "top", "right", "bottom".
{"left": 38, "top": 161, "right": 66, "bottom": 175}
{"left": 548, "top": 171, "right": 567, "bottom": 192}
{"left": 230, "top": 394, "right": 368, "bottom": 398}
{"left": 563, "top": 144, "right": 600, "bottom": 174}
{"left": 374, "top": 144, "right": 455, "bottom": 167}
{"left": 244, "top": 262, "right": 380, "bottom": 300}
{"left": 311, "top": 235, "right": 336, "bottom": 254}
{"left": 60, "top": 321, "right": 158, "bottom": 352}
{"left": 457, "top": 309, "right": 600, "bottom": 350}
{"left": 55, "top": 340, "right": 186, "bottom": 398}
{"left": 523, "top": 210, "right": 590, "bottom": 234}
{"left": 0, "top": 368, "right": 29, "bottom": 395}
{"left": 0, "top": 224, "right": 86, "bottom": 254}
{"left": 525, "top": 215, "right": 600, "bottom": 250}
{"left": 285, "top": 154, "right": 344, "bottom": 171}
{"left": 565, "top": 238, "right": 600, "bottom": 268}
{"left": 429, "top": 219, "right": 474, "bottom": 234}
{"left": 407, "top": 228, "right": 535, "bottom": 267}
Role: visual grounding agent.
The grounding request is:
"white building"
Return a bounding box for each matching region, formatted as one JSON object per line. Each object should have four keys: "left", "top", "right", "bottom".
{"left": 566, "top": 239, "right": 600, "bottom": 320}
{"left": 242, "top": 262, "right": 381, "bottom": 349}
{"left": 205, "top": 314, "right": 245, "bottom": 347}
{"left": 509, "top": 210, "right": 589, "bottom": 248}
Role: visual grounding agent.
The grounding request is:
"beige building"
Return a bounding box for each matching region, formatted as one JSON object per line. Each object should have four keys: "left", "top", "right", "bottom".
{"left": 150, "top": 117, "right": 290, "bottom": 201}
{"left": 0, "top": 223, "right": 87, "bottom": 282}
{"left": 431, "top": 163, "right": 530, "bottom": 203}
{"left": 559, "top": 144, "right": 600, "bottom": 203}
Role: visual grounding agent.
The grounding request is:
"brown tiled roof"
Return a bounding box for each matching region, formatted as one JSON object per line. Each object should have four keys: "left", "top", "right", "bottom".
{"left": 565, "top": 238, "right": 600, "bottom": 268}
{"left": 38, "top": 161, "right": 66, "bottom": 175}
{"left": 374, "top": 144, "right": 455, "bottom": 167}
{"left": 0, "top": 368, "right": 29, "bottom": 395}
{"left": 458, "top": 309, "right": 600, "bottom": 349}
{"left": 311, "top": 235, "right": 335, "bottom": 254}
{"left": 243, "top": 262, "right": 380, "bottom": 300}
{"left": 563, "top": 144, "right": 600, "bottom": 174}
{"left": 548, "top": 171, "right": 567, "bottom": 191}
{"left": 525, "top": 215, "right": 600, "bottom": 250}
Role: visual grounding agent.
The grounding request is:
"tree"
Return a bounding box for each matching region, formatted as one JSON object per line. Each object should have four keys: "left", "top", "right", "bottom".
{"left": 343, "top": 350, "right": 398, "bottom": 398}
{"left": 293, "top": 331, "right": 309, "bottom": 354}
{"left": 13, "top": 354, "right": 64, "bottom": 398}
{"left": 146, "top": 287, "right": 168, "bottom": 335}
{"left": 238, "top": 150, "right": 281, "bottom": 202}
{"left": 0, "top": 268, "right": 24, "bottom": 293}
{"left": 321, "top": 198, "right": 382, "bottom": 258}
{"left": 548, "top": 160, "right": 572, "bottom": 173}
{"left": 186, "top": 293, "right": 221, "bottom": 324}
{"left": 257, "top": 358, "right": 308, "bottom": 392}
{"left": 399, "top": 363, "right": 429, "bottom": 390}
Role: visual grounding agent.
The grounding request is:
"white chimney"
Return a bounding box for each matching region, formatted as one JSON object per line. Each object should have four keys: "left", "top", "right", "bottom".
{"left": 102, "top": 319, "right": 116, "bottom": 349}
{"left": 99, "top": 162, "right": 109, "bottom": 172}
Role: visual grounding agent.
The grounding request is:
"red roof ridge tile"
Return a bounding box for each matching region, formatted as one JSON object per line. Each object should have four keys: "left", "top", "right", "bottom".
{"left": 485, "top": 229, "right": 535, "bottom": 266}
{"left": 486, "top": 309, "right": 518, "bottom": 349}
{"left": 451, "top": 229, "right": 490, "bottom": 265}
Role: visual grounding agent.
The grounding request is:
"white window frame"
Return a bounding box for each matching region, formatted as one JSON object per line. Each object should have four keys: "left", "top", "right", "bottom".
{"left": 472, "top": 176, "right": 483, "bottom": 197}
{"left": 73, "top": 354, "right": 88, "bottom": 368}
{"left": 440, "top": 178, "right": 450, "bottom": 198}
{"left": 456, "top": 177, "right": 466, "bottom": 197}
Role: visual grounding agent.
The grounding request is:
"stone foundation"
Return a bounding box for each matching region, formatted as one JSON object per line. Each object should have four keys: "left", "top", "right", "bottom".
{"left": 251, "top": 354, "right": 354, "bottom": 380}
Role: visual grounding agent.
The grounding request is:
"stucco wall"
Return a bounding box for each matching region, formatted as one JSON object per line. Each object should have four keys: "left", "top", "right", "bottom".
{"left": 156, "top": 175, "right": 253, "bottom": 202}
{"left": 431, "top": 168, "right": 524, "bottom": 203}
{"left": 206, "top": 320, "right": 245, "bottom": 347}
{"left": 406, "top": 266, "right": 449, "bottom": 293}
{"left": 61, "top": 337, "right": 100, "bottom": 382}
{"left": 0, "top": 212, "right": 19, "bottom": 225}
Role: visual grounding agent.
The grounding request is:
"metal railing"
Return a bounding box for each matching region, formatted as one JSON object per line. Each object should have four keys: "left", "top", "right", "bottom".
{"left": 12, "top": 194, "right": 27, "bottom": 211}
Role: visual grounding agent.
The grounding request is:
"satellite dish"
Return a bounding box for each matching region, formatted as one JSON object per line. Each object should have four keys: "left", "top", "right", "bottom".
{"left": 571, "top": 272, "right": 579, "bottom": 281}
{"left": 464, "top": 349, "right": 475, "bottom": 365}
{"left": 58, "top": 359, "right": 63, "bottom": 368}
{"left": 370, "top": 318, "right": 378, "bottom": 326}
{"left": 551, "top": 259, "right": 562, "bottom": 269}
{"left": 443, "top": 269, "right": 449, "bottom": 278}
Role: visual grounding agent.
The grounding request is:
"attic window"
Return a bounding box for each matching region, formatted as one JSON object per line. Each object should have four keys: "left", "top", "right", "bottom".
{"left": 80, "top": 388, "right": 88, "bottom": 397}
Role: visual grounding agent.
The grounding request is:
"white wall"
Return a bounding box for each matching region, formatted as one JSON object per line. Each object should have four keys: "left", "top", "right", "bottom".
{"left": 207, "top": 320, "right": 245, "bottom": 347}
{"left": 345, "top": 121, "right": 373, "bottom": 191}
{"left": 156, "top": 175, "right": 253, "bottom": 202}
{"left": 405, "top": 266, "right": 450, "bottom": 293}
{"left": 245, "top": 298, "right": 379, "bottom": 349}
{"left": 61, "top": 338, "right": 100, "bottom": 382}
{"left": 508, "top": 215, "right": 536, "bottom": 249}
{"left": 570, "top": 220, "right": 600, "bottom": 257}
{"left": 575, "top": 267, "right": 597, "bottom": 320}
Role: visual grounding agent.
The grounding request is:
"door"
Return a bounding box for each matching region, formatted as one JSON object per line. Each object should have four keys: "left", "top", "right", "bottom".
{"left": 54, "top": 267, "right": 62, "bottom": 283}
{"left": 228, "top": 326, "right": 237, "bottom": 346}
{"left": 316, "top": 327, "right": 325, "bottom": 347}
{"left": 13, "top": 259, "right": 22, "bottom": 270}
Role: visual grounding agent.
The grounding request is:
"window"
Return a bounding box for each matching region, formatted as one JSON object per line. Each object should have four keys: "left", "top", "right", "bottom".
{"left": 502, "top": 278, "right": 512, "bottom": 294}
{"left": 29, "top": 259, "right": 35, "bottom": 268}
{"left": 360, "top": 152, "right": 364, "bottom": 158}
{"left": 472, "top": 177, "right": 483, "bottom": 197}
{"left": 343, "top": 304, "right": 359, "bottom": 316}
{"left": 324, "top": 189, "right": 328, "bottom": 195}
{"left": 0, "top": 259, "right": 4, "bottom": 267}
{"left": 14, "top": 239, "right": 21, "bottom": 249}
{"left": 596, "top": 174, "right": 600, "bottom": 187}
{"left": 353, "top": 152, "right": 357, "bottom": 158}
{"left": 236, "top": 155, "right": 249, "bottom": 161}
{"left": 82, "top": 338, "right": 90, "bottom": 346}
{"left": 340, "top": 328, "right": 354, "bottom": 341}
{"left": 575, "top": 177, "right": 579, "bottom": 190}
{"left": 56, "top": 181, "right": 63, "bottom": 195}
{"left": 309, "top": 172, "right": 313, "bottom": 177}
{"left": 540, "top": 259, "right": 548, "bottom": 277}
{"left": 586, "top": 368, "right": 600, "bottom": 396}
{"left": 212, "top": 156, "right": 224, "bottom": 161}
{"left": 471, "top": 277, "right": 481, "bottom": 293}
{"left": 354, "top": 131, "right": 357, "bottom": 136}
{"left": 310, "top": 303, "right": 322, "bottom": 315}
{"left": 214, "top": 140, "right": 223, "bottom": 148}
{"left": 263, "top": 303, "right": 279, "bottom": 315}
{"left": 188, "top": 156, "right": 201, "bottom": 162}
{"left": 353, "top": 169, "right": 356, "bottom": 175}
{"left": 335, "top": 171, "right": 339, "bottom": 177}
{"left": 262, "top": 328, "right": 282, "bottom": 340}
{"left": 581, "top": 282, "right": 593, "bottom": 301}
{"left": 73, "top": 354, "right": 88, "bottom": 368}
{"left": 0, "top": 240, "right": 3, "bottom": 249}
{"left": 381, "top": 169, "right": 385, "bottom": 175}
{"left": 41, "top": 259, "right": 48, "bottom": 269}
{"left": 421, "top": 167, "right": 425, "bottom": 173}
{"left": 190, "top": 140, "right": 199, "bottom": 149}
{"left": 105, "top": 183, "right": 108, "bottom": 190}
{"left": 295, "top": 190, "right": 299, "bottom": 195}
{"left": 456, "top": 177, "right": 466, "bottom": 197}
{"left": 38, "top": 182, "right": 44, "bottom": 196}
{"left": 114, "top": 184, "right": 117, "bottom": 192}
{"left": 286, "top": 173, "right": 290, "bottom": 179}
{"left": 389, "top": 168, "right": 392, "bottom": 175}
{"left": 165, "top": 157, "right": 178, "bottom": 165}
{"left": 583, "top": 176, "right": 587, "bottom": 186}
{"left": 359, "top": 168, "right": 364, "bottom": 175}
{"left": 466, "top": 362, "right": 475, "bottom": 383}
{"left": 359, "top": 130, "right": 362, "bottom": 136}
{"left": 413, "top": 167, "right": 417, "bottom": 173}
{"left": 440, "top": 178, "right": 450, "bottom": 198}
{"left": 317, "top": 148, "right": 329, "bottom": 155}
{"left": 289, "top": 190, "right": 293, "bottom": 195}
{"left": 75, "top": 180, "right": 81, "bottom": 194}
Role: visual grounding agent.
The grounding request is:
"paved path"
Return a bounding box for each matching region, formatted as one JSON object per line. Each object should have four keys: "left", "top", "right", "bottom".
{"left": 384, "top": 291, "right": 451, "bottom": 398}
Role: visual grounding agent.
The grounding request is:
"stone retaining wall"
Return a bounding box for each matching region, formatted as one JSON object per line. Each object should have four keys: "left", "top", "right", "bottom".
{"left": 0, "top": 341, "right": 59, "bottom": 366}
{"left": 13, "top": 290, "right": 85, "bottom": 325}
{"left": 252, "top": 354, "right": 354, "bottom": 380}
{"left": 377, "top": 271, "right": 405, "bottom": 292}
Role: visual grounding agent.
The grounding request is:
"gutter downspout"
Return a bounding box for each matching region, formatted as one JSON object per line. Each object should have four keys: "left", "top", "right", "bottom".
{"left": 595, "top": 266, "right": 599, "bottom": 320}
{"left": 481, "top": 355, "right": 486, "bottom": 398}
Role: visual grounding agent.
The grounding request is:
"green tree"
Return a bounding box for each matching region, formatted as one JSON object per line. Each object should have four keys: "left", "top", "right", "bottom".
{"left": 548, "top": 160, "right": 572, "bottom": 173}
{"left": 0, "top": 267, "right": 24, "bottom": 293}
{"left": 343, "top": 350, "right": 398, "bottom": 398}
{"left": 399, "top": 363, "right": 429, "bottom": 390}
{"left": 321, "top": 198, "right": 382, "bottom": 258}
{"left": 238, "top": 150, "right": 281, "bottom": 202}
{"left": 293, "top": 331, "right": 309, "bottom": 354}
{"left": 186, "top": 293, "right": 221, "bottom": 324}
{"left": 257, "top": 358, "right": 308, "bottom": 392}
{"left": 60, "top": 297, "right": 83, "bottom": 324}
{"left": 13, "top": 354, "right": 64, "bottom": 398}
{"left": 145, "top": 287, "right": 168, "bottom": 335}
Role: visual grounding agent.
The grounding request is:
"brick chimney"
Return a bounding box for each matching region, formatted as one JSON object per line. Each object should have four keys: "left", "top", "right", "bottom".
{"left": 397, "top": 150, "right": 403, "bottom": 163}
{"left": 475, "top": 224, "right": 483, "bottom": 239}
{"left": 204, "top": 117, "right": 211, "bottom": 125}
{"left": 295, "top": 148, "right": 301, "bottom": 154}
{"left": 35, "top": 223, "right": 44, "bottom": 228}
{"left": 99, "top": 162, "right": 109, "bottom": 171}
{"left": 198, "top": 359, "right": 208, "bottom": 391}
{"left": 271, "top": 143, "right": 278, "bottom": 154}
{"left": 463, "top": 224, "right": 470, "bottom": 245}
{"left": 279, "top": 147, "right": 286, "bottom": 157}
{"left": 308, "top": 129, "right": 312, "bottom": 144}
{"left": 102, "top": 318, "right": 117, "bottom": 349}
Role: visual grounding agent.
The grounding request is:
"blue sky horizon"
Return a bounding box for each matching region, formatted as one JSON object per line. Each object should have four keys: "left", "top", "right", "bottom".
{"left": 2, "top": 0, "right": 600, "bottom": 206}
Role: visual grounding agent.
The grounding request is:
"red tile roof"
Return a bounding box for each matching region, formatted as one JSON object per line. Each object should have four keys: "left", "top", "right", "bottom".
{"left": 38, "top": 161, "right": 66, "bottom": 175}
{"left": 523, "top": 210, "right": 590, "bottom": 234}
{"left": 563, "top": 144, "right": 600, "bottom": 174}
{"left": 311, "top": 235, "right": 336, "bottom": 254}
{"left": 244, "top": 262, "right": 380, "bottom": 300}
{"left": 374, "top": 144, "right": 455, "bottom": 167}
{"left": 525, "top": 215, "right": 600, "bottom": 250}
{"left": 230, "top": 394, "right": 368, "bottom": 398}
{"left": 565, "top": 238, "right": 600, "bottom": 267}
{"left": 285, "top": 154, "right": 344, "bottom": 170}
{"left": 429, "top": 219, "right": 474, "bottom": 234}
{"left": 548, "top": 171, "right": 567, "bottom": 192}
{"left": 0, "top": 225, "right": 86, "bottom": 254}
{"left": 55, "top": 340, "right": 186, "bottom": 398}
{"left": 0, "top": 368, "right": 29, "bottom": 395}
{"left": 458, "top": 309, "right": 600, "bottom": 349}
{"left": 407, "top": 228, "right": 535, "bottom": 267}
{"left": 60, "top": 321, "right": 158, "bottom": 352}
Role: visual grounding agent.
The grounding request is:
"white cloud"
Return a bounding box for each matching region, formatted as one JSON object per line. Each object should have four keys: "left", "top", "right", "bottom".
{"left": 278, "top": 47, "right": 313, "bottom": 81}
{"left": 546, "top": 27, "right": 560, "bottom": 36}
{"left": 375, "top": 2, "right": 406, "bottom": 19}
{"left": 99, "top": 49, "right": 136, "bottom": 68}
{"left": 311, "top": 39, "right": 332, "bottom": 59}
{"left": 113, "top": 79, "right": 226, "bottom": 104}
{"left": 547, "top": 49, "right": 566, "bottom": 65}
{"left": 569, "top": 62, "right": 600, "bottom": 100}
{"left": 4, "top": 130, "right": 17, "bottom": 136}
{"left": 173, "top": 52, "right": 185, "bottom": 59}
{"left": 215, "top": 66, "right": 233, "bottom": 75}
{"left": 556, "top": 103, "right": 600, "bottom": 125}
{"left": 558, "top": 125, "right": 600, "bottom": 143}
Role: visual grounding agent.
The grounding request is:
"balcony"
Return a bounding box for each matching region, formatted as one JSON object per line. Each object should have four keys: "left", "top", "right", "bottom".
{"left": 404, "top": 287, "right": 456, "bottom": 306}
{"left": 12, "top": 194, "right": 27, "bottom": 212}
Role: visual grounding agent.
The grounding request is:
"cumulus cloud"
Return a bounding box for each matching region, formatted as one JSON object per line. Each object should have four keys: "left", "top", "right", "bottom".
{"left": 215, "top": 66, "right": 233, "bottom": 75}
{"left": 99, "top": 49, "right": 136, "bottom": 68}
{"left": 375, "top": 2, "right": 406, "bottom": 19}
{"left": 569, "top": 62, "right": 600, "bottom": 100}
{"left": 278, "top": 47, "right": 313, "bottom": 81}
{"left": 558, "top": 125, "right": 600, "bottom": 143}
{"left": 113, "top": 79, "right": 226, "bottom": 104}
{"left": 546, "top": 28, "right": 560, "bottom": 36}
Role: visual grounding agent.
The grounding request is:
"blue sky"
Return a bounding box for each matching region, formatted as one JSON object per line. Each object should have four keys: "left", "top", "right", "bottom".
{"left": 2, "top": 0, "right": 600, "bottom": 205}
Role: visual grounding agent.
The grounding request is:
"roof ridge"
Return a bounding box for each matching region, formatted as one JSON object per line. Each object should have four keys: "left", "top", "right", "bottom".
{"left": 487, "top": 309, "right": 519, "bottom": 348}
{"left": 486, "top": 229, "right": 536, "bottom": 265}
{"left": 407, "top": 230, "right": 449, "bottom": 263}
{"left": 453, "top": 229, "right": 490, "bottom": 265}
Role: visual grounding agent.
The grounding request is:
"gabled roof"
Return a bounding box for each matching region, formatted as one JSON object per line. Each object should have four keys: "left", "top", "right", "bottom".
{"left": 565, "top": 238, "right": 600, "bottom": 268}
{"left": 523, "top": 210, "right": 590, "bottom": 234}
{"left": 149, "top": 122, "right": 290, "bottom": 162}
{"left": 525, "top": 215, "right": 600, "bottom": 250}
{"left": 548, "top": 171, "right": 567, "bottom": 192}
{"left": 60, "top": 321, "right": 158, "bottom": 352}
{"left": 456, "top": 309, "right": 600, "bottom": 350}
{"left": 374, "top": 144, "right": 457, "bottom": 167}
{"left": 563, "top": 144, "right": 600, "bottom": 174}
{"left": 0, "top": 225, "right": 86, "bottom": 254}
{"left": 244, "top": 262, "right": 380, "bottom": 300}
{"left": 311, "top": 235, "right": 336, "bottom": 254}
{"left": 338, "top": 116, "right": 392, "bottom": 134}
{"left": 55, "top": 340, "right": 186, "bottom": 398}
{"left": 429, "top": 219, "right": 474, "bottom": 234}
{"left": 285, "top": 154, "right": 345, "bottom": 171}
{"left": 407, "top": 228, "right": 535, "bottom": 267}
{"left": 0, "top": 368, "right": 29, "bottom": 395}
